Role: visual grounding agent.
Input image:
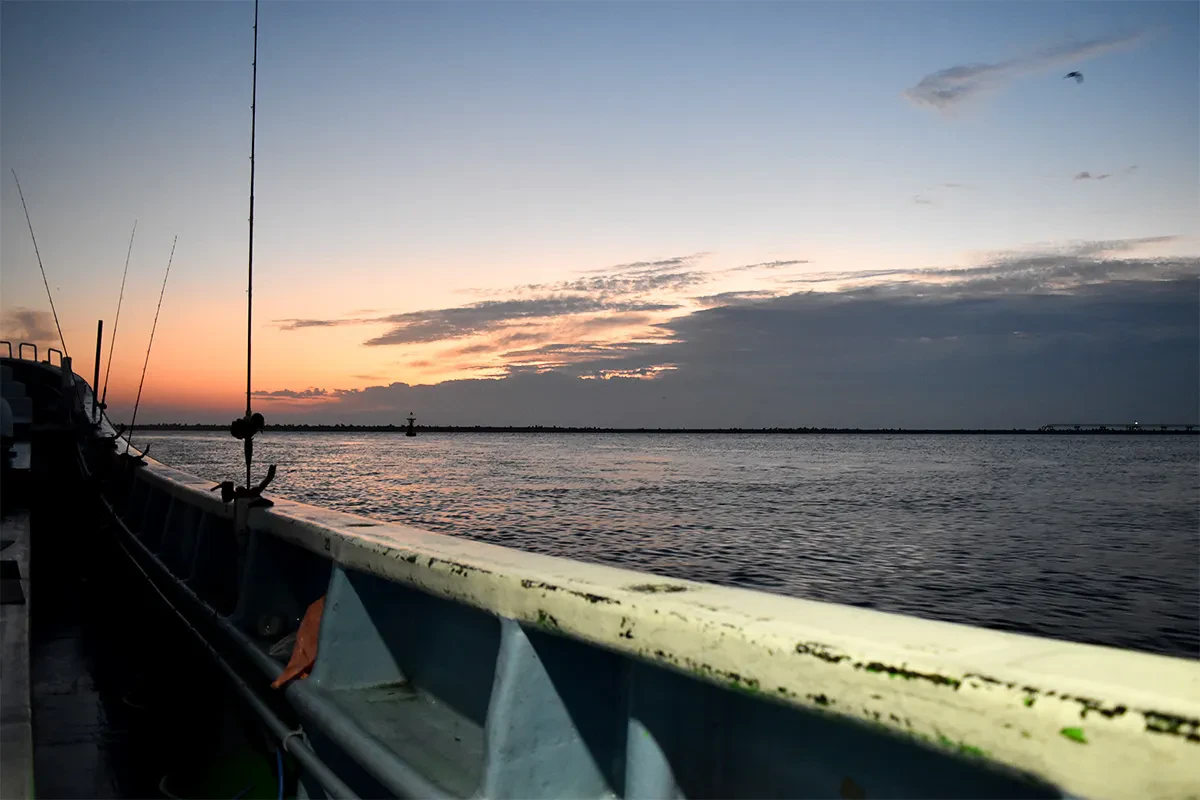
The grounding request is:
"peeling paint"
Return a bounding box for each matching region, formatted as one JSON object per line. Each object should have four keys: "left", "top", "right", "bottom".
{"left": 626, "top": 583, "right": 688, "bottom": 594}
{"left": 521, "top": 578, "right": 616, "bottom": 604}
{"left": 535, "top": 609, "right": 559, "bottom": 631}
{"left": 795, "top": 641, "right": 850, "bottom": 664}
{"left": 1143, "top": 711, "right": 1200, "bottom": 743}
{"left": 670, "top": 654, "right": 761, "bottom": 695}
{"left": 855, "top": 661, "right": 961, "bottom": 689}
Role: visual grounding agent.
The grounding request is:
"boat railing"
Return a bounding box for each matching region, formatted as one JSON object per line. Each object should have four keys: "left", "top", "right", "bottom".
{"left": 17, "top": 343, "right": 36, "bottom": 362}
{"left": 88, "top": 439, "right": 1200, "bottom": 800}
{"left": 0, "top": 341, "right": 10, "bottom": 358}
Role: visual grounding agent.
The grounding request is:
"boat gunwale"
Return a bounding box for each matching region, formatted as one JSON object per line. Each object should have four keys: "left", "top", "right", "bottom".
{"left": 116, "top": 448, "right": 1200, "bottom": 800}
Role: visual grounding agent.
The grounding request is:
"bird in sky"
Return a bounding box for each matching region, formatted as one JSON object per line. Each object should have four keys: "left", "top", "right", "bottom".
{"left": 1064, "top": 71, "right": 1084, "bottom": 84}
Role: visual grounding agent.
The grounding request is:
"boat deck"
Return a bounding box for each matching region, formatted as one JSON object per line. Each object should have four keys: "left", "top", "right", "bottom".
{"left": 1, "top": 510, "right": 33, "bottom": 799}
{"left": 28, "top": 553, "right": 146, "bottom": 799}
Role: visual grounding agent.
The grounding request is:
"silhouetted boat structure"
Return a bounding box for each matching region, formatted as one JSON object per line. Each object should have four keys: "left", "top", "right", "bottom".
{"left": 4, "top": 348, "right": 1200, "bottom": 798}
{"left": 4, "top": 2, "right": 1199, "bottom": 796}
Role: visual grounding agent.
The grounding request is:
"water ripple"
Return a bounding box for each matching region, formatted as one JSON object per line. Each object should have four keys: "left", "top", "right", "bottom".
{"left": 140, "top": 432, "right": 1199, "bottom": 658}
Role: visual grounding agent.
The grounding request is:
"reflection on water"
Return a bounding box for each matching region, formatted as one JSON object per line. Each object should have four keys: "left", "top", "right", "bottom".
{"left": 141, "top": 432, "right": 1199, "bottom": 658}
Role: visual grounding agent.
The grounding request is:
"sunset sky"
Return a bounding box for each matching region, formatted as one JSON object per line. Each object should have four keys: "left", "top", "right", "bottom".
{"left": 2, "top": 1, "right": 1197, "bottom": 427}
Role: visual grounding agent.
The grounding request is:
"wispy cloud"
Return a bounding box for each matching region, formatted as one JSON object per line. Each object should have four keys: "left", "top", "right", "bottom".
{"left": 912, "top": 182, "right": 969, "bottom": 206}
{"left": 363, "top": 297, "right": 676, "bottom": 347}
{"left": 693, "top": 290, "right": 780, "bottom": 307}
{"left": 903, "top": 30, "right": 1150, "bottom": 112}
{"left": 785, "top": 236, "right": 1193, "bottom": 296}
{"left": 251, "top": 387, "right": 332, "bottom": 400}
{"left": 719, "top": 259, "right": 809, "bottom": 274}
{"left": 1074, "top": 166, "right": 1138, "bottom": 181}
{"left": 275, "top": 318, "right": 362, "bottom": 331}
{"left": 577, "top": 254, "right": 707, "bottom": 275}
{"left": 273, "top": 250, "right": 806, "bottom": 361}
{"left": 0, "top": 308, "right": 56, "bottom": 344}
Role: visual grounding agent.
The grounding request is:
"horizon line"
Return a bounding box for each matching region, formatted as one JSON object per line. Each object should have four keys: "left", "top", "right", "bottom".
{"left": 127, "top": 423, "right": 1199, "bottom": 435}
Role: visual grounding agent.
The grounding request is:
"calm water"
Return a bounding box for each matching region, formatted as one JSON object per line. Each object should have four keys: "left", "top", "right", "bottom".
{"left": 141, "top": 432, "right": 1199, "bottom": 658}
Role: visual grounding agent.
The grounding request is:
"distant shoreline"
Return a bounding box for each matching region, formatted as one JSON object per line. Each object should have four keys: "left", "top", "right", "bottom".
{"left": 131, "top": 423, "right": 1198, "bottom": 435}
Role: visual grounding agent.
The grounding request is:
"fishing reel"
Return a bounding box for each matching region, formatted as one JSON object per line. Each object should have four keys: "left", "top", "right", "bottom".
{"left": 211, "top": 463, "right": 277, "bottom": 506}
{"left": 230, "top": 412, "right": 266, "bottom": 441}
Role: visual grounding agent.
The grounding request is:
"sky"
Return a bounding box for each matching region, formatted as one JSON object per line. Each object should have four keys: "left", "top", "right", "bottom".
{"left": 1, "top": 0, "right": 1197, "bottom": 427}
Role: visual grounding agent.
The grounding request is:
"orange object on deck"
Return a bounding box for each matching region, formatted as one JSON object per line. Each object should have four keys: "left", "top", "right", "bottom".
{"left": 271, "top": 595, "right": 325, "bottom": 689}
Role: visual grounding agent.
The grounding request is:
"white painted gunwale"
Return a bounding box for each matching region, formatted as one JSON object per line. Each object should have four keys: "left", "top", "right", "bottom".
{"left": 128, "top": 453, "right": 1200, "bottom": 800}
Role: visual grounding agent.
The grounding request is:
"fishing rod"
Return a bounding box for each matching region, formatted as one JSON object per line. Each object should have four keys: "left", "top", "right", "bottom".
{"left": 229, "top": 0, "right": 268, "bottom": 492}
{"left": 126, "top": 235, "right": 178, "bottom": 452}
{"left": 213, "top": 0, "right": 273, "bottom": 505}
{"left": 101, "top": 220, "right": 138, "bottom": 411}
{"left": 11, "top": 169, "right": 68, "bottom": 357}
{"left": 246, "top": 0, "right": 258, "bottom": 429}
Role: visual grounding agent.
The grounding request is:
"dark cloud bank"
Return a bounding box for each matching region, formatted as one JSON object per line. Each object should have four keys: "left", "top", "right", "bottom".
{"left": 258, "top": 245, "right": 1199, "bottom": 429}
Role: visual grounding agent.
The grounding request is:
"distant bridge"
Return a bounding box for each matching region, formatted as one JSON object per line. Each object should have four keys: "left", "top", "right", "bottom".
{"left": 1039, "top": 423, "right": 1196, "bottom": 432}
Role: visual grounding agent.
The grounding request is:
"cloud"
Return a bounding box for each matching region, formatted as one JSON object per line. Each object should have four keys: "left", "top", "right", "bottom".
{"left": 903, "top": 30, "right": 1150, "bottom": 112}
{"left": 263, "top": 238, "right": 1193, "bottom": 421}
{"left": 911, "top": 183, "right": 968, "bottom": 206}
{"left": 274, "top": 318, "right": 360, "bottom": 331}
{"left": 578, "top": 254, "right": 707, "bottom": 275}
{"left": 785, "top": 237, "right": 1186, "bottom": 292}
{"left": 256, "top": 242, "right": 1199, "bottom": 428}
{"left": 0, "top": 308, "right": 57, "bottom": 345}
{"left": 275, "top": 250, "right": 809, "bottom": 368}
{"left": 720, "top": 259, "right": 809, "bottom": 274}
{"left": 543, "top": 272, "right": 706, "bottom": 297}
{"left": 251, "top": 387, "right": 332, "bottom": 400}
{"left": 693, "top": 290, "right": 779, "bottom": 307}
{"left": 1074, "top": 171, "right": 1110, "bottom": 181}
{"left": 363, "top": 297, "right": 677, "bottom": 346}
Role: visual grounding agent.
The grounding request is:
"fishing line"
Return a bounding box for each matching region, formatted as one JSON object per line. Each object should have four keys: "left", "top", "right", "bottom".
{"left": 127, "top": 235, "right": 178, "bottom": 449}
{"left": 11, "top": 169, "right": 68, "bottom": 356}
{"left": 101, "top": 219, "right": 138, "bottom": 409}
